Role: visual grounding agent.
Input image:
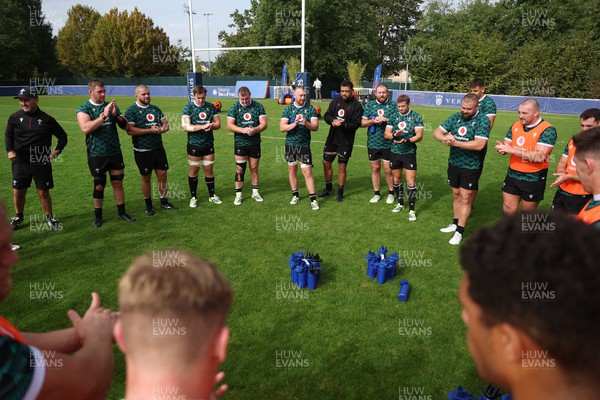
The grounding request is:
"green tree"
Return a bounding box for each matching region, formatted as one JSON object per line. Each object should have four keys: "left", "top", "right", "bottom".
{"left": 56, "top": 5, "right": 101, "bottom": 77}
{"left": 87, "top": 8, "right": 180, "bottom": 77}
{"left": 56, "top": 6, "right": 180, "bottom": 77}
{"left": 286, "top": 57, "right": 301, "bottom": 81}
{"left": 0, "top": 0, "right": 58, "bottom": 80}
{"left": 347, "top": 60, "right": 366, "bottom": 88}
{"left": 371, "top": 0, "right": 423, "bottom": 76}
{"left": 409, "top": 0, "right": 599, "bottom": 98}
{"left": 211, "top": 5, "right": 259, "bottom": 76}
{"left": 212, "top": 0, "right": 380, "bottom": 78}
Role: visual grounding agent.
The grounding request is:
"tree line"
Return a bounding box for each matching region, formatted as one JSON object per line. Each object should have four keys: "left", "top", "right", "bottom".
{"left": 1, "top": 0, "right": 597, "bottom": 98}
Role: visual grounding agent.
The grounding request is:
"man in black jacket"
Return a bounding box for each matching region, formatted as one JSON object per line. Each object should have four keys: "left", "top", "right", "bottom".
{"left": 318, "top": 80, "right": 363, "bottom": 201}
{"left": 5, "top": 88, "right": 67, "bottom": 230}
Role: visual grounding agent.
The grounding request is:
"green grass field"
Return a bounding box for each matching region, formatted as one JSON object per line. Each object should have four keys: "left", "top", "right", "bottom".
{"left": 0, "top": 94, "right": 579, "bottom": 399}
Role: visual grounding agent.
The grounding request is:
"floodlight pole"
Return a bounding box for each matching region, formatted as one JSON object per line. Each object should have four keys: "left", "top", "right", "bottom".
{"left": 204, "top": 12, "right": 213, "bottom": 74}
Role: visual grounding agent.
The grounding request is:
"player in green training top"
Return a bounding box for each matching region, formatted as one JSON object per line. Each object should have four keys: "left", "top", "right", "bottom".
{"left": 361, "top": 84, "right": 398, "bottom": 204}
{"left": 280, "top": 86, "right": 320, "bottom": 210}
{"left": 469, "top": 78, "right": 497, "bottom": 207}
{"left": 384, "top": 94, "right": 423, "bottom": 221}
{"left": 76, "top": 79, "right": 135, "bottom": 228}
{"left": 433, "top": 94, "right": 490, "bottom": 245}
{"left": 124, "top": 84, "right": 177, "bottom": 216}
{"left": 181, "top": 85, "right": 222, "bottom": 207}
{"left": 227, "top": 86, "right": 268, "bottom": 205}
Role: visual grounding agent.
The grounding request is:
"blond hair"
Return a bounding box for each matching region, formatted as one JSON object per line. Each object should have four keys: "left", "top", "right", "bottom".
{"left": 118, "top": 249, "right": 232, "bottom": 366}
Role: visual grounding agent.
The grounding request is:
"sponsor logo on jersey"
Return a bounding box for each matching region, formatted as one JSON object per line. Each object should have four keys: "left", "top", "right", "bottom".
{"left": 377, "top": 109, "right": 384, "bottom": 117}
{"left": 516, "top": 136, "right": 526, "bottom": 147}
{"left": 146, "top": 114, "right": 155, "bottom": 122}
{"left": 398, "top": 121, "right": 407, "bottom": 131}
{"left": 199, "top": 112, "right": 207, "bottom": 120}
{"left": 458, "top": 126, "right": 467, "bottom": 136}
{"left": 570, "top": 157, "right": 577, "bottom": 167}
{"left": 244, "top": 113, "right": 252, "bottom": 121}
{"left": 338, "top": 109, "right": 345, "bottom": 118}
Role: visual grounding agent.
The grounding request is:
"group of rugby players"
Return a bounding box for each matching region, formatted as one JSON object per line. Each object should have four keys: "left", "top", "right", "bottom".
{"left": 6, "top": 78, "right": 600, "bottom": 244}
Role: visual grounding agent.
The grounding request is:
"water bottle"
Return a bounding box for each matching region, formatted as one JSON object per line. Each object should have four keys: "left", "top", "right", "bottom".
{"left": 307, "top": 271, "right": 317, "bottom": 290}
{"left": 480, "top": 385, "right": 501, "bottom": 400}
{"left": 398, "top": 279, "right": 410, "bottom": 302}
{"left": 289, "top": 115, "right": 297, "bottom": 135}
{"left": 368, "top": 115, "right": 376, "bottom": 134}
{"left": 377, "top": 264, "right": 387, "bottom": 284}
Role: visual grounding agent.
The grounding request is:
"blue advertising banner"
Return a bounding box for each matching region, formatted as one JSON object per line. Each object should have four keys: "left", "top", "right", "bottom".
{"left": 391, "top": 90, "right": 600, "bottom": 116}
{"left": 2, "top": 84, "right": 596, "bottom": 114}
{"left": 372, "top": 64, "right": 382, "bottom": 90}
{"left": 282, "top": 64, "right": 288, "bottom": 86}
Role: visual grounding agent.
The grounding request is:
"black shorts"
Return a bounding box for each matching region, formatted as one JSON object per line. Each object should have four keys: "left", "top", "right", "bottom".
{"left": 324, "top": 136, "right": 353, "bottom": 159}
{"left": 552, "top": 190, "right": 591, "bottom": 214}
{"left": 12, "top": 162, "right": 53, "bottom": 190}
{"left": 477, "top": 145, "right": 488, "bottom": 179}
{"left": 88, "top": 153, "right": 125, "bottom": 178}
{"left": 390, "top": 153, "right": 417, "bottom": 170}
{"left": 235, "top": 144, "right": 261, "bottom": 159}
{"left": 447, "top": 165, "right": 480, "bottom": 190}
{"left": 368, "top": 148, "right": 391, "bottom": 162}
{"left": 502, "top": 172, "right": 547, "bottom": 202}
{"left": 187, "top": 144, "right": 214, "bottom": 157}
{"left": 285, "top": 145, "right": 312, "bottom": 166}
{"left": 134, "top": 148, "right": 169, "bottom": 175}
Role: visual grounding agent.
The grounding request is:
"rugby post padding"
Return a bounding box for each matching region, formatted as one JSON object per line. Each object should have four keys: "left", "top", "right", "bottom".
{"left": 187, "top": 72, "right": 203, "bottom": 103}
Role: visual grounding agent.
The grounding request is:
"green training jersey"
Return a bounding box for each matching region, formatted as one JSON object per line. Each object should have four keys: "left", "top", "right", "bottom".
{"left": 227, "top": 100, "right": 266, "bottom": 148}
{"left": 281, "top": 103, "right": 317, "bottom": 147}
{"left": 182, "top": 101, "right": 218, "bottom": 147}
{"left": 478, "top": 95, "right": 497, "bottom": 118}
{"left": 362, "top": 99, "right": 398, "bottom": 149}
{"left": 124, "top": 102, "right": 165, "bottom": 151}
{"left": 440, "top": 111, "right": 490, "bottom": 169}
{"left": 387, "top": 109, "right": 424, "bottom": 155}
{"left": 505, "top": 119, "right": 557, "bottom": 182}
{"left": 76, "top": 101, "right": 122, "bottom": 157}
{"left": 0, "top": 336, "right": 36, "bottom": 399}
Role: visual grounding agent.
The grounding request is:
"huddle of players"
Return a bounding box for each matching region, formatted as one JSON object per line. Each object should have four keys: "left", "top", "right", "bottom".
{"left": 434, "top": 80, "right": 600, "bottom": 244}
{"left": 7, "top": 78, "right": 600, "bottom": 234}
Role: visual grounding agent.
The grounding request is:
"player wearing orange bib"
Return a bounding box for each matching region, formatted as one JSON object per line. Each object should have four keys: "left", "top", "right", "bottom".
{"left": 573, "top": 126, "right": 600, "bottom": 228}
{"left": 0, "top": 202, "right": 116, "bottom": 399}
{"left": 550, "top": 108, "right": 600, "bottom": 214}
{"left": 495, "top": 99, "right": 557, "bottom": 215}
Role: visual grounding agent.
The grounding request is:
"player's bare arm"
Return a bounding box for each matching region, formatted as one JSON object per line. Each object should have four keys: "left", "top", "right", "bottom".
{"left": 451, "top": 137, "right": 488, "bottom": 151}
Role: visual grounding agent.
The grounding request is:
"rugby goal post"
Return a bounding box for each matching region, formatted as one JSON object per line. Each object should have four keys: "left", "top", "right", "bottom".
{"left": 186, "top": 0, "right": 306, "bottom": 73}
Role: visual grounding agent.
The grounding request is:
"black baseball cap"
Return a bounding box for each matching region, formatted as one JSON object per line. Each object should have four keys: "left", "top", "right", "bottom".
{"left": 14, "top": 88, "right": 38, "bottom": 100}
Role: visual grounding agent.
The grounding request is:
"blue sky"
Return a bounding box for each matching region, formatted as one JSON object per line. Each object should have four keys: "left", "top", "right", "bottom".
{"left": 43, "top": 0, "right": 253, "bottom": 56}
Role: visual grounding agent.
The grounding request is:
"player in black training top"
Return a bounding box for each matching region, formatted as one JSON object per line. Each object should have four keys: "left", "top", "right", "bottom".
{"left": 5, "top": 88, "right": 67, "bottom": 231}
{"left": 319, "top": 80, "right": 363, "bottom": 202}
